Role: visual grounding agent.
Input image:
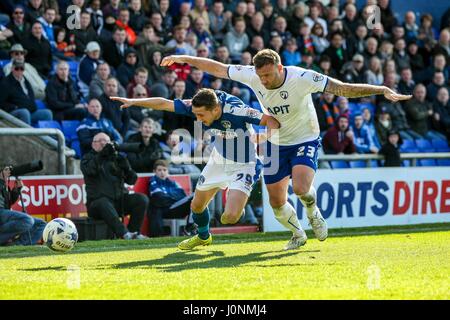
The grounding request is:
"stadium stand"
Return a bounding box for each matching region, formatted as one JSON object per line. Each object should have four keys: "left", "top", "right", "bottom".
{"left": 37, "top": 120, "right": 62, "bottom": 131}
{"left": 348, "top": 160, "right": 367, "bottom": 168}
{"left": 330, "top": 160, "right": 349, "bottom": 169}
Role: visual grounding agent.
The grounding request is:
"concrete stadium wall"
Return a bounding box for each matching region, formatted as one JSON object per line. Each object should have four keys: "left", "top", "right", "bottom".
{"left": 0, "top": 121, "right": 79, "bottom": 175}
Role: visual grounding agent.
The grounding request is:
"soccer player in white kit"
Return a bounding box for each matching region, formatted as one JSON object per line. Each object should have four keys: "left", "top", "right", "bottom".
{"left": 111, "top": 88, "right": 279, "bottom": 249}
{"left": 161, "top": 49, "right": 411, "bottom": 250}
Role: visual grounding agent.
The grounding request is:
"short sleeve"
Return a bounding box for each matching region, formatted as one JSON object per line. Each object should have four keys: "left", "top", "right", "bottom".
{"left": 237, "top": 106, "right": 264, "bottom": 125}
{"left": 174, "top": 99, "right": 195, "bottom": 118}
{"left": 227, "top": 65, "right": 256, "bottom": 87}
{"left": 297, "top": 68, "right": 329, "bottom": 94}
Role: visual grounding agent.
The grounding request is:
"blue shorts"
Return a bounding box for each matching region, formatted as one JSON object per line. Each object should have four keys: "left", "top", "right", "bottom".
{"left": 263, "top": 138, "right": 321, "bottom": 185}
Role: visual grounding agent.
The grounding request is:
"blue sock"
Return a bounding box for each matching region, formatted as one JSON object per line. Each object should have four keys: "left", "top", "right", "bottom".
{"left": 192, "top": 207, "right": 210, "bottom": 240}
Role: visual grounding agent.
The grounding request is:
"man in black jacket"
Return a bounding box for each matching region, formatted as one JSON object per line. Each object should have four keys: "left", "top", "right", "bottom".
{"left": 21, "top": 21, "right": 52, "bottom": 78}
{"left": 80, "top": 132, "right": 148, "bottom": 240}
{"left": 45, "top": 61, "right": 88, "bottom": 121}
{"left": 6, "top": 5, "right": 31, "bottom": 45}
{"left": 0, "top": 60, "right": 53, "bottom": 125}
{"left": 98, "top": 77, "right": 130, "bottom": 137}
{"left": 69, "top": 10, "right": 99, "bottom": 57}
{"left": 125, "top": 118, "right": 163, "bottom": 173}
{"left": 101, "top": 26, "right": 128, "bottom": 69}
{"left": 378, "top": 130, "right": 402, "bottom": 167}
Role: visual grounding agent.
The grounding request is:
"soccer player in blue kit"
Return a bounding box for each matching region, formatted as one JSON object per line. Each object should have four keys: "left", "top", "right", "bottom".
{"left": 111, "top": 88, "right": 280, "bottom": 249}
{"left": 161, "top": 49, "right": 412, "bottom": 250}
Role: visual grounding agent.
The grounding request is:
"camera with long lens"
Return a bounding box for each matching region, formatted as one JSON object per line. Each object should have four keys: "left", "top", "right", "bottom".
{"left": 114, "top": 142, "right": 143, "bottom": 153}
{"left": 101, "top": 142, "right": 143, "bottom": 158}
{"left": 10, "top": 160, "right": 43, "bottom": 177}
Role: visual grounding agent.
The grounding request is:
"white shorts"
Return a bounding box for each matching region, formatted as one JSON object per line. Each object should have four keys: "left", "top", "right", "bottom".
{"left": 196, "top": 152, "right": 258, "bottom": 196}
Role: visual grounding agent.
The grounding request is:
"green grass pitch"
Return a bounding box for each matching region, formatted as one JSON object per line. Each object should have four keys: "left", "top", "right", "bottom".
{"left": 1, "top": 223, "right": 449, "bottom": 300}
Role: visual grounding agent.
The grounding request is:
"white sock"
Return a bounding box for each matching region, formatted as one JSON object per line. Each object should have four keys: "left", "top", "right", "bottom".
{"left": 297, "top": 186, "right": 317, "bottom": 219}
{"left": 273, "top": 202, "right": 304, "bottom": 237}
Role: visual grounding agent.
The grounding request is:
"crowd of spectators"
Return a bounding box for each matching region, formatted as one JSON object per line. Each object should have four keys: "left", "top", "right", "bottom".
{"left": 0, "top": 1, "right": 448, "bottom": 160}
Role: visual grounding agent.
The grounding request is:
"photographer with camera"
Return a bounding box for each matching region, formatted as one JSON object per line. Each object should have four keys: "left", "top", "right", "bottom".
{"left": 0, "top": 165, "right": 46, "bottom": 246}
{"left": 80, "top": 133, "right": 149, "bottom": 240}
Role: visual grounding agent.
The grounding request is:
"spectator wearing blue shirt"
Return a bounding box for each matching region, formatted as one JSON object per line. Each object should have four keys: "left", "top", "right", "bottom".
{"left": 78, "top": 41, "right": 103, "bottom": 99}
{"left": 148, "top": 160, "right": 194, "bottom": 237}
{"left": 76, "top": 98, "right": 122, "bottom": 156}
{"left": 281, "top": 38, "right": 301, "bottom": 66}
{"left": 37, "top": 7, "right": 56, "bottom": 50}
{"left": 362, "top": 107, "right": 381, "bottom": 149}
{"left": 352, "top": 113, "right": 379, "bottom": 154}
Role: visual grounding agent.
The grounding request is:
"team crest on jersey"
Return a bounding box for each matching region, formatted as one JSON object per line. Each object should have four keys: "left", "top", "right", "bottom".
{"left": 280, "top": 91, "right": 289, "bottom": 99}
{"left": 313, "top": 74, "right": 324, "bottom": 82}
{"left": 236, "top": 66, "right": 242, "bottom": 71}
{"left": 221, "top": 120, "right": 232, "bottom": 129}
{"left": 246, "top": 109, "right": 260, "bottom": 118}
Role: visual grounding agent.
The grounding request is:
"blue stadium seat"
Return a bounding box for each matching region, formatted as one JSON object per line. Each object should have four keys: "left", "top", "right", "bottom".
{"left": 67, "top": 60, "right": 79, "bottom": 80}
{"left": 418, "top": 159, "right": 437, "bottom": 166}
{"left": 402, "top": 160, "right": 411, "bottom": 167}
{"left": 370, "top": 160, "right": 379, "bottom": 167}
{"left": 330, "top": 160, "right": 349, "bottom": 169}
{"left": 358, "top": 102, "right": 376, "bottom": 115}
{"left": 70, "top": 139, "right": 81, "bottom": 158}
{"left": 0, "top": 59, "right": 10, "bottom": 68}
{"left": 348, "top": 102, "right": 358, "bottom": 115}
{"left": 348, "top": 160, "right": 367, "bottom": 168}
{"left": 400, "top": 140, "right": 418, "bottom": 153}
{"left": 35, "top": 100, "right": 47, "bottom": 110}
{"left": 436, "top": 159, "right": 450, "bottom": 166}
{"left": 431, "top": 139, "right": 450, "bottom": 152}
{"left": 37, "top": 120, "right": 62, "bottom": 131}
{"left": 415, "top": 139, "right": 435, "bottom": 152}
{"left": 61, "top": 120, "right": 81, "bottom": 143}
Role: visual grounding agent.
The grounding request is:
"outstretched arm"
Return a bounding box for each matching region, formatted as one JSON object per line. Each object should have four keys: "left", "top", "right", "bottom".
{"left": 110, "top": 96, "right": 175, "bottom": 112}
{"left": 324, "top": 77, "right": 412, "bottom": 102}
{"left": 160, "top": 55, "right": 229, "bottom": 79}
{"left": 252, "top": 114, "right": 280, "bottom": 144}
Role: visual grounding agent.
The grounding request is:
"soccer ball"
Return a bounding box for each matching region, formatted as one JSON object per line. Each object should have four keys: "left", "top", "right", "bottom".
{"left": 43, "top": 218, "right": 78, "bottom": 252}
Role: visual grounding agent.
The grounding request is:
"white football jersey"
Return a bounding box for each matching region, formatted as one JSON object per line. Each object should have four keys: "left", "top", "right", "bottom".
{"left": 228, "top": 65, "right": 329, "bottom": 146}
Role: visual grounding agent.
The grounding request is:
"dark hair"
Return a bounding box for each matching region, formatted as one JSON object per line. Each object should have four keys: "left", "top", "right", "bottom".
{"left": 54, "top": 26, "right": 66, "bottom": 38}
{"left": 420, "top": 13, "right": 433, "bottom": 24}
{"left": 113, "top": 26, "right": 126, "bottom": 33}
{"left": 191, "top": 88, "right": 219, "bottom": 110}
{"left": 173, "top": 24, "right": 186, "bottom": 33}
{"left": 153, "top": 159, "right": 169, "bottom": 170}
{"left": 253, "top": 49, "right": 281, "bottom": 68}
{"left": 330, "top": 31, "right": 344, "bottom": 39}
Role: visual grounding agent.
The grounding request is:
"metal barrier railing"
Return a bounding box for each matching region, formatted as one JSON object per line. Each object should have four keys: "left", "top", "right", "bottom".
{"left": 170, "top": 152, "right": 450, "bottom": 167}
{"left": 0, "top": 128, "right": 67, "bottom": 174}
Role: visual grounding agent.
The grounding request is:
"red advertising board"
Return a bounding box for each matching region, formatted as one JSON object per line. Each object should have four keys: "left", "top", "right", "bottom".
{"left": 10, "top": 174, "right": 192, "bottom": 223}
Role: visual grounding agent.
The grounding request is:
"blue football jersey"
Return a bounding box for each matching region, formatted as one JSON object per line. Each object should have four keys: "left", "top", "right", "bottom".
{"left": 174, "top": 90, "right": 263, "bottom": 163}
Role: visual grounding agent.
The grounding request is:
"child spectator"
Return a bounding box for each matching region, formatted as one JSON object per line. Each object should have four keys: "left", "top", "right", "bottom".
{"left": 379, "top": 130, "right": 402, "bottom": 167}
{"left": 281, "top": 38, "right": 301, "bottom": 66}
{"left": 148, "top": 160, "right": 195, "bottom": 237}
{"left": 351, "top": 113, "right": 379, "bottom": 154}
{"left": 55, "top": 27, "right": 76, "bottom": 58}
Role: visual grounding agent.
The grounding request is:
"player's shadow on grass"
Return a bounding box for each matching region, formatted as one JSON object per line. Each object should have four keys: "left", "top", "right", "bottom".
{"left": 19, "top": 266, "right": 67, "bottom": 271}
{"left": 110, "top": 249, "right": 319, "bottom": 272}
